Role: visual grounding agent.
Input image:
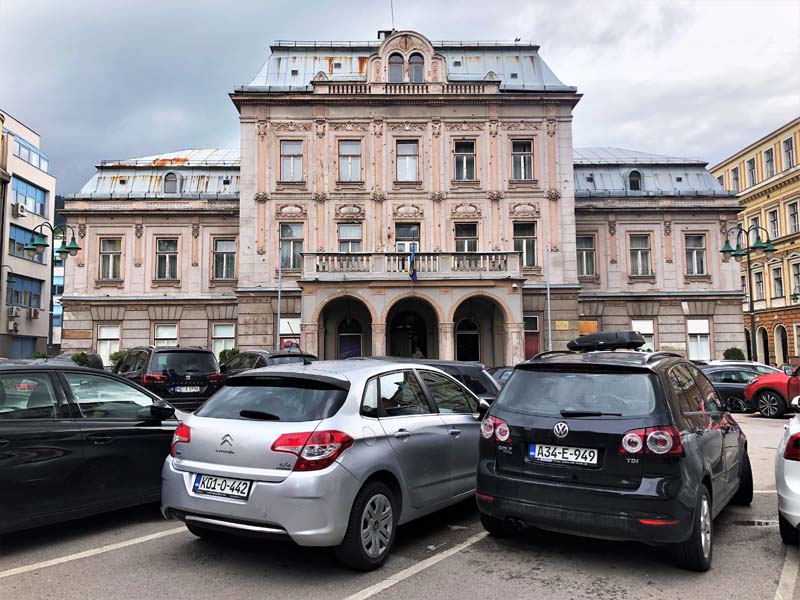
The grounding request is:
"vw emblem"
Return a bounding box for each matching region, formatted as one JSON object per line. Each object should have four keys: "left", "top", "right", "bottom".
{"left": 220, "top": 434, "right": 233, "bottom": 447}
{"left": 553, "top": 422, "right": 569, "bottom": 439}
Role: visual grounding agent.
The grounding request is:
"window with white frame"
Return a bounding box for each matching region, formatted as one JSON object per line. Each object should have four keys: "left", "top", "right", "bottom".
{"left": 773, "top": 266, "right": 785, "bottom": 299}
{"left": 338, "top": 140, "right": 362, "bottom": 182}
{"left": 514, "top": 222, "right": 537, "bottom": 267}
{"left": 795, "top": 324, "right": 800, "bottom": 356}
{"left": 154, "top": 323, "right": 178, "bottom": 347}
{"left": 716, "top": 175, "right": 724, "bottom": 187}
{"left": 629, "top": 234, "right": 652, "bottom": 276}
{"left": 155, "top": 238, "right": 179, "bottom": 280}
{"left": 280, "top": 140, "right": 303, "bottom": 182}
{"left": 388, "top": 53, "right": 403, "bottom": 83}
{"left": 785, "top": 138, "right": 796, "bottom": 169}
{"left": 685, "top": 234, "right": 707, "bottom": 276}
{"left": 279, "top": 223, "right": 303, "bottom": 269}
{"left": 338, "top": 223, "right": 363, "bottom": 253}
{"left": 750, "top": 215, "right": 761, "bottom": 233}
{"left": 576, "top": 235, "right": 596, "bottom": 277}
{"left": 790, "top": 202, "right": 800, "bottom": 234}
{"left": 279, "top": 318, "right": 301, "bottom": 350}
{"left": 96, "top": 324, "right": 120, "bottom": 366}
{"left": 753, "top": 271, "right": 764, "bottom": 300}
{"left": 454, "top": 223, "right": 478, "bottom": 252}
{"left": 408, "top": 53, "right": 424, "bottom": 83}
{"left": 631, "top": 319, "right": 655, "bottom": 352}
{"left": 768, "top": 209, "right": 780, "bottom": 239}
{"left": 731, "top": 167, "right": 740, "bottom": 193}
{"left": 687, "top": 319, "right": 711, "bottom": 361}
{"left": 396, "top": 141, "right": 419, "bottom": 182}
{"left": 99, "top": 238, "right": 122, "bottom": 280}
{"left": 765, "top": 148, "right": 775, "bottom": 178}
{"left": 395, "top": 222, "right": 420, "bottom": 253}
{"left": 164, "top": 172, "right": 179, "bottom": 194}
{"left": 211, "top": 323, "right": 236, "bottom": 357}
{"left": 746, "top": 158, "right": 756, "bottom": 188}
{"left": 213, "top": 239, "right": 236, "bottom": 280}
{"left": 454, "top": 140, "right": 476, "bottom": 181}
{"left": 628, "top": 170, "right": 642, "bottom": 191}
{"left": 511, "top": 141, "right": 534, "bottom": 180}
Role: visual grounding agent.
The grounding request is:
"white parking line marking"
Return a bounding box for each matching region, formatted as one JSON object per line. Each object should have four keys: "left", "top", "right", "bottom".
{"left": 755, "top": 490, "right": 777, "bottom": 494}
{"left": 775, "top": 545, "right": 800, "bottom": 600}
{"left": 0, "top": 526, "right": 187, "bottom": 580}
{"left": 344, "top": 531, "right": 488, "bottom": 600}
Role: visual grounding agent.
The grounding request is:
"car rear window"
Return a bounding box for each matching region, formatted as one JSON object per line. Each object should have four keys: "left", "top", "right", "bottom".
{"left": 495, "top": 367, "right": 659, "bottom": 417}
{"left": 151, "top": 351, "right": 218, "bottom": 374}
{"left": 195, "top": 377, "right": 347, "bottom": 422}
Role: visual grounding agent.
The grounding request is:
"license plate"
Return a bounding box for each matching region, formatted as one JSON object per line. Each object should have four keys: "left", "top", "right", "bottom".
{"left": 529, "top": 443, "right": 598, "bottom": 466}
{"left": 173, "top": 386, "right": 201, "bottom": 393}
{"left": 192, "top": 474, "right": 251, "bottom": 499}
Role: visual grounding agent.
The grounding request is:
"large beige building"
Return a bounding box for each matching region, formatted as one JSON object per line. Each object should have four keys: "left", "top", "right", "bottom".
{"left": 61, "top": 30, "right": 745, "bottom": 365}
{"left": 0, "top": 110, "right": 56, "bottom": 358}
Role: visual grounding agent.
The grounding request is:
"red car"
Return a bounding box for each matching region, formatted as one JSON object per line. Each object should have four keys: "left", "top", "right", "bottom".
{"left": 745, "top": 368, "right": 800, "bottom": 418}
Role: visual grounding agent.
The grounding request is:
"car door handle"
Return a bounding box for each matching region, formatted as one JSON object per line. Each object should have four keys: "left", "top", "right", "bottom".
{"left": 393, "top": 429, "right": 411, "bottom": 439}
{"left": 449, "top": 429, "right": 462, "bottom": 436}
{"left": 87, "top": 434, "right": 114, "bottom": 446}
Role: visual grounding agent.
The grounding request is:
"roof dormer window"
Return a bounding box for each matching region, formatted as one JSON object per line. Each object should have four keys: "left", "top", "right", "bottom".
{"left": 628, "top": 170, "right": 642, "bottom": 191}
{"left": 453, "top": 60, "right": 462, "bottom": 67}
{"left": 333, "top": 62, "right": 342, "bottom": 70}
{"left": 409, "top": 53, "right": 424, "bottom": 83}
{"left": 388, "top": 53, "right": 404, "bottom": 82}
{"left": 291, "top": 69, "right": 299, "bottom": 76}
{"left": 510, "top": 72, "right": 519, "bottom": 79}
{"left": 164, "top": 172, "right": 179, "bottom": 194}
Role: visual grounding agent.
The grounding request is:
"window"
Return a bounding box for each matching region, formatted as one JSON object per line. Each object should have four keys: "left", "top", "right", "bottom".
{"left": 66, "top": 373, "right": 154, "bottom": 420}
{"left": 52, "top": 276, "right": 64, "bottom": 297}
{"left": 388, "top": 53, "right": 404, "bottom": 82}
{"left": 154, "top": 323, "right": 178, "bottom": 347}
{"left": 785, "top": 138, "right": 796, "bottom": 169}
{"left": 99, "top": 238, "right": 122, "bottom": 280}
{"left": 338, "top": 223, "right": 362, "bottom": 252}
{"left": 455, "top": 223, "right": 478, "bottom": 252}
{"left": 687, "top": 320, "right": 711, "bottom": 361}
{"left": 576, "top": 235, "right": 596, "bottom": 277}
{"left": 749, "top": 215, "right": 761, "bottom": 234}
{"left": 0, "top": 373, "right": 58, "bottom": 420}
{"left": 164, "top": 172, "right": 179, "bottom": 194}
{"left": 511, "top": 140, "right": 533, "bottom": 180}
{"left": 395, "top": 222, "right": 420, "bottom": 253}
{"left": 378, "top": 371, "right": 431, "bottom": 416}
{"left": 629, "top": 234, "right": 652, "bottom": 276}
{"left": 685, "top": 234, "right": 706, "bottom": 276}
{"left": 408, "top": 53, "right": 424, "bottom": 83}
{"left": 280, "top": 140, "right": 303, "bottom": 182}
{"left": 10, "top": 134, "right": 50, "bottom": 173}
{"left": 53, "top": 304, "right": 63, "bottom": 328}
{"left": 211, "top": 323, "right": 236, "bottom": 357}
{"left": 213, "top": 239, "right": 236, "bottom": 280}
{"left": 631, "top": 319, "right": 655, "bottom": 352}
{"left": 8, "top": 225, "right": 45, "bottom": 263}
{"left": 155, "top": 238, "right": 179, "bottom": 280}
{"left": 765, "top": 148, "right": 775, "bottom": 179}
{"left": 716, "top": 175, "right": 724, "bottom": 187}
{"left": 420, "top": 371, "right": 476, "bottom": 414}
{"left": 524, "top": 314, "right": 539, "bottom": 359}
{"left": 96, "top": 324, "right": 120, "bottom": 364}
{"left": 279, "top": 223, "right": 303, "bottom": 269}
{"left": 11, "top": 177, "right": 47, "bottom": 217}
{"left": 361, "top": 378, "right": 379, "bottom": 418}
{"left": 628, "top": 170, "right": 642, "bottom": 191}
{"left": 747, "top": 158, "right": 756, "bottom": 187}
{"left": 514, "top": 222, "right": 537, "bottom": 267}
{"left": 6, "top": 275, "right": 43, "bottom": 308}
{"left": 754, "top": 271, "right": 764, "bottom": 300}
{"left": 731, "top": 167, "right": 740, "bottom": 192}
{"left": 773, "top": 266, "right": 785, "bottom": 299}
{"left": 279, "top": 317, "right": 301, "bottom": 350}
{"left": 790, "top": 202, "right": 800, "bottom": 234}
{"left": 769, "top": 209, "right": 780, "bottom": 239}
{"left": 396, "top": 140, "right": 419, "bottom": 182}
{"left": 338, "top": 140, "right": 362, "bottom": 182}
{"left": 454, "top": 140, "right": 476, "bottom": 181}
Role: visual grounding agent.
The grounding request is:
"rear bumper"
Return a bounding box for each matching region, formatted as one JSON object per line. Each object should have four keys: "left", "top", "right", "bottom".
{"left": 777, "top": 454, "right": 800, "bottom": 527}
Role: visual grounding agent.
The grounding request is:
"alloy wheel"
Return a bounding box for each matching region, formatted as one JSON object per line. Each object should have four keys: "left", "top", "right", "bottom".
{"left": 700, "top": 494, "right": 712, "bottom": 559}
{"left": 759, "top": 393, "right": 780, "bottom": 417}
{"left": 360, "top": 493, "right": 393, "bottom": 559}
{"left": 727, "top": 397, "right": 746, "bottom": 413}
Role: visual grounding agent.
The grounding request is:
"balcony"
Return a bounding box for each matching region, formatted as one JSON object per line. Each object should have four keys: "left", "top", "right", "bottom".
{"left": 302, "top": 251, "right": 522, "bottom": 281}
{"left": 314, "top": 81, "right": 501, "bottom": 95}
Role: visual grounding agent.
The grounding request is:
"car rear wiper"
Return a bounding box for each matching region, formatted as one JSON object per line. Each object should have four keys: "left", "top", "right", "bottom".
{"left": 559, "top": 409, "right": 622, "bottom": 417}
{"left": 239, "top": 410, "right": 281, "bottom": 420}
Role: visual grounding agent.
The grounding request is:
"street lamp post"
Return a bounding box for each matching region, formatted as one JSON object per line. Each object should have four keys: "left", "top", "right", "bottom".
{"left": 720, "top": 224, "right": 777, "bottom": 361}
{"left": 1, "top": 265, "right": 16, "bottom": 303}
{"left": 23, "top": 223, "right": 81, "bottom": 356}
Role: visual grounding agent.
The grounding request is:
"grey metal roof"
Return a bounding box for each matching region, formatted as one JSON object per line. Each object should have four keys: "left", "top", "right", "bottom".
{"left": 573, "top": 147, "right": 706, "bottom": 165}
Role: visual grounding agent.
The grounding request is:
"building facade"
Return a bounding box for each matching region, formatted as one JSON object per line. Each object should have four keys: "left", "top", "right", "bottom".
{"left": 0, "top": 110, "right": 56, "bottom": 358}
{"left": 710, "top": 117, "right": 800, "bottom": 365}
{"left": 61, "top": 30, "right": 745, "bottom": 365}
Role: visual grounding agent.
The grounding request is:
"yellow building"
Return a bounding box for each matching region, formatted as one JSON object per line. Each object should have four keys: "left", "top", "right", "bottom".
{"left": 710, "top": 116, "right": 800, "bottom": 365}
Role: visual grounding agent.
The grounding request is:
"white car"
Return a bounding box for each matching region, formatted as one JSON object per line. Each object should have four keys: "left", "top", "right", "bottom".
{"left": 776, "top": 398, "right": 800, "bottom": 544}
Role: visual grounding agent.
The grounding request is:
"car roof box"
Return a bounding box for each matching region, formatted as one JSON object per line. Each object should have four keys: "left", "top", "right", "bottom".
{"left": 567, "top": 331, "right": 646, "bottom": 353}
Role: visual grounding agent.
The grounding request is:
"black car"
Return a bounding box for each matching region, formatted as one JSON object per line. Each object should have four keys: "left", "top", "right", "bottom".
{"left": 476, "top": 331, "right": 752, "bottom": 572}
{"left": 220, "top": 350, "right": 317, "bottom": 381}
{"left": 700, "top": 361, "right": 779, "bottom": 412}
{"left": 0, "top": 362, "right": 178, "bottom": 535}
{"left": 113, "top": 347, "right": 222, "bottom": 411}
{"left": 488, "top": 366, "right": 514, "bottom": 388}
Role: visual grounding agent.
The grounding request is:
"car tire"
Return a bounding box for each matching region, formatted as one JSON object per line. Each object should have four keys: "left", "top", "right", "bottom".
{"left": 780, "top": 513, "right": 799, "bottom": 545}
{"left": 725, "top": 397, "right": 747, "bottom": 413}
{"left": 758, "top": 391, "right": 786, "bottom": 419}
{"left": 672, "top": 484, "right": 713, "bottom": 572}
{"left": 335, "top": 481, "right": 397, "bottom": 571}
{"left": 480, "top": 513, "right": 514, "bottom": 537}
{"left": 732, "top": 450, "right": 753, "bottom": 505}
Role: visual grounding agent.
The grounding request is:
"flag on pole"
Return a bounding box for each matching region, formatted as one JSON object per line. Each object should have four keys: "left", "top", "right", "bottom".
{"left": 408, "top": 242, "right": 418, "bottom": 282}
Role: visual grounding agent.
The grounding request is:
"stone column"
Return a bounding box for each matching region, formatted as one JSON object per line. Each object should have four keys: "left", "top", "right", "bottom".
{"left": 505, "top": 322, "right": 525, "bottom": 366}
{"left": 301, "top": 322, "right": 318, "bottom": 357}
{"left": 439, "top": 321, "right": 455, "bottom": 360}
{"left": 372, "top": 323, "right": 386, "bottom": 357}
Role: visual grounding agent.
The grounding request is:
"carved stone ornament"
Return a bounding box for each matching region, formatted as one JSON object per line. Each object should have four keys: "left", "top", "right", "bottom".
{"left": 393, "top": 204, "right": 423, "bottom": 218}
{"left": 489, "top": 120, "right": 499, "bottom": 137}
{"left": 487, "top": 191, "right": 504, "bottom": 202}
{"left": 389, "top": 121, "right": 427, "bottom": 132}
{"left": 78, "top": 224, "right": 86, "bottom": 239}
{"left": 429, "top": 192, "right": 446, "bottom": 203}
{"left": 313, "top": 71, "right": 328, "bottom": 82}
{"left": 608, "top": 221, "right": 617, "bottom": 236}
{"left": 312, "top": 192, "right": 328, "bottom": 204}
{"left": 546, "top": 119, "right": 557, "bottom": 137}
{"left": 500, "top": 120, "right": 542, "bottom": 131}
{"left": 720, "top": 220, "right": 731, "bottom": 235}
{"left": 276, "top": 204, "right": 307, "bottom": 218}
{"left": 510, "top": 202, "right": 540, "bottom": 217}
{"left": 315, "top": 120, "right": 326, "bottom": 138}
{"left": 254, "top": 192, "right": 270, "bottom": 203}
{"left": 256, "top": 120, "right": 267, "bottom": 139}
{"left": 370, "top": 189, "right": 387, "bottom": 203}
{"left": 135, "top": 224, "right": 143, "bottom": 239}
{"left": 446, "top": 120, "right": 483, "bottom": 131}
{"left": 664, "top": 221, "right": 672, "bottom": 236}
{"left": 372, "top": 120, "right": 384, "bottom": 137}
{"left": 331, "top": 121, "right": 369, "bottom": 132}
{"left": 546, "top": 189, "right": 561, "bottom": 201}
{"left": 451, "top": 203, "right": 481, "bottom": 217}
{"left": 192, "top": 224, "right": 200, "bottom": 239}
{"left": 484, "top": 71, "right": 499, "bottom": 81}
{"left": 272, "top": 121, "right": 311, "bottom": 132}
{"left": 336, "top": 203, "right": 364, "bottom": 219}
{"left": 432, "top": 120, "right": 442, "bottom": 138}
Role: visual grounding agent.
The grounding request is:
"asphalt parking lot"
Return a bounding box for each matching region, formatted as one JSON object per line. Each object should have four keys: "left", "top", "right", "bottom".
{"left": 0, "top": 413, "right": 797, "bottom": 600}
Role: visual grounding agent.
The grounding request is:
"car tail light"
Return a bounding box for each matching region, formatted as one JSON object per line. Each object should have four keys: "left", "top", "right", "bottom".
{"left": 143, "top": 373, "right": 168, "bottom": 384}
{"left": 170, "top": 423, "right": 191, "bottom": 457}
{"left": 271, "top": 430, "right": 354, "bottom": 471}
{"left": 639, "top": 518, "right": 678, "bottom": 526}
{"left": 783, "top": 433, "right": 800, "bottom": 461}
{"left": 207, "top": 373, "right": 223, "bottom": 384}
{"left": 620, "top": 426, "right": 683, "bottom": 456}
{"left": 480, "top": 416, "right": 510, "bottom": 442}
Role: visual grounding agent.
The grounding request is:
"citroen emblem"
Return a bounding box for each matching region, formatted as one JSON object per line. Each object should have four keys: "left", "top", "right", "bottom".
{"left": 553, "top": 422, "right": 569, "bottom": 439}
{"left": 220, "top": 434, "right": 233, "bottom": 447}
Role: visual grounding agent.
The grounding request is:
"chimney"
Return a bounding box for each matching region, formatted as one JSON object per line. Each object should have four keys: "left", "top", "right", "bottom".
{"left": 377, "top": 29, "right": 397, "bottom": 40}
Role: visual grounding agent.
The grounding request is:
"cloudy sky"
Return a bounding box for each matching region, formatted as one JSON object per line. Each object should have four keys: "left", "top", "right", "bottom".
{"left": 1, "top": 0, "right": 798, "bottom": 193}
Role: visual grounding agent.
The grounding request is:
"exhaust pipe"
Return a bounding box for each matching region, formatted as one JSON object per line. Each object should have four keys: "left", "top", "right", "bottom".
{"left": 507, "top": 517, "right": 526, "bottom": 531}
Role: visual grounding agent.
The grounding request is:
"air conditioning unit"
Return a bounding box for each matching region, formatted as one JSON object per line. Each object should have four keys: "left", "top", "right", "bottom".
{"left": 12, "top": 203, "right": 27, "bottom": 217}
{"left": 7, "top": 321, "right": 18, "bottom": 333}
{"left": 29, "top": 308, "right": 40, "bottom": 319}
{"left": 6, "top": 306, "right": 20, "bottom": 318}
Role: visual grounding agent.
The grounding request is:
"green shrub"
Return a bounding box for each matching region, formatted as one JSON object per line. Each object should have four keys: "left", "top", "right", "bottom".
{"left": 71, "top": 352, "right": 91, "bottom": 367}
{"left": 723, "top": 347, "right": 746, "bottom": 360}
{"left": 30, "top": 351, "right": 48, "bottom": 359}
{"left": 109, "top": 350, "right": 126, "bottom": 368}
{"left": 219, "top": 347, "right": 239, "bottom": 365}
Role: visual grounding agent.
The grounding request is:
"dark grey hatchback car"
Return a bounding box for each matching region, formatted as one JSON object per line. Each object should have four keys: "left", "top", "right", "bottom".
{"left": 477, "top": 332, "right": 753, "bottom": 571}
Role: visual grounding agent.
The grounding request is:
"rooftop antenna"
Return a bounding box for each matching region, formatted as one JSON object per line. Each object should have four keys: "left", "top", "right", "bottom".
{"left": 390, "top": 0, "right": 395, "bottom": 29}
{"left": 286, "top": 320, "right": 312, "bottom": 366}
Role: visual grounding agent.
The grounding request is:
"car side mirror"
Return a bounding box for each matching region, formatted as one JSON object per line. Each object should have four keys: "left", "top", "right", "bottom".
{"left": 150, "top": 399, "right": 175, "bottom": 421}
{"left": 784, "top": 365, "right": 795, "bottom": 376}
{"left": 792, "top": 367, "right": 800, "bottom": 378}
{"left": 477, "top": 399, "right": 491, "bottom": 418}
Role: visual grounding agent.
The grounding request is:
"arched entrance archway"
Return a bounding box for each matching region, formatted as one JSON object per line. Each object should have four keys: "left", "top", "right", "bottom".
{"left": 776, "top": 325, "right": 789, "bottom": 366}
{"left": 756, "top": 326, "right": 770, "bottom": 365}
{"left": 452, "top": 295, "right": 507, "bottom": 367}
{"left": 318, "top": 296, "right": 373, "bottom": 360}
{"left": 386, "top": 297, "right": 439, "bottom": 359}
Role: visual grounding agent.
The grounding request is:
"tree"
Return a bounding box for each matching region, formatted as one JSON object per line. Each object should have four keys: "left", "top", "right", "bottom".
{"left": 723, "top": 347, "right": 746, "bottom": 361}
{"left": 109, "top": 350, "right": 126, "bottom": 369}
{"left": 219, "top": 348, "right": 239, "bottom": 365}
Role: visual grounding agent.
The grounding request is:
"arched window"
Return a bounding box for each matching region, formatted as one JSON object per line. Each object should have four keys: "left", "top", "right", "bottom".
{"left": 388, "top": 53, "right": 404, "bottom": 83}
{"left": 628, "top": 170, "right": 642, "bottom": 191}
{"left": 338, "top": 316, "right": 363, "bottom": 359}
{"left": 409, "top": 53, "right": 424, "bottom": 83}
{"left": 164, "top": 172, "right": 179, "bottom": 194}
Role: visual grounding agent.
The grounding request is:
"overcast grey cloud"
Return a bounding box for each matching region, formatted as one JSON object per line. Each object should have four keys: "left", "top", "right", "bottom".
{"left": 1, "top": 0, "right": 798, "bottom": 193}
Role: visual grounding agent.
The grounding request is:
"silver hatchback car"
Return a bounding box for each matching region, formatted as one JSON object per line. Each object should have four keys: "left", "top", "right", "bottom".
{"left": 161, "top": 360, "right": 485, "bottom": 570}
